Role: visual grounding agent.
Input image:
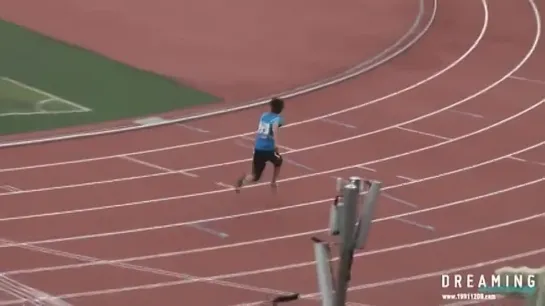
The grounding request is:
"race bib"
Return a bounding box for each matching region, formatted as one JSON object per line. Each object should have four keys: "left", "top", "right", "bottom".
{"left": 257, "top": 122, "right": 271, "bottom": 136}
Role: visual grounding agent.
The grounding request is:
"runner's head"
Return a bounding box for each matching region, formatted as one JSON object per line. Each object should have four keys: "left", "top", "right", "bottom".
{"left": 270, "top": 98, "right": 284, "bottom": 114}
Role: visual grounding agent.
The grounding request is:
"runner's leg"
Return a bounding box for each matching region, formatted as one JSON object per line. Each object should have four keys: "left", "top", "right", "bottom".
{"left": 270, "top": 151, "right": 283, "bottom": 189}
{"left": 235, "top": 150, "right": 267, "bottom": 192}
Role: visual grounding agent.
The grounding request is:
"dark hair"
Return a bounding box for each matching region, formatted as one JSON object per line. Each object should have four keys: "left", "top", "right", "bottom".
{"left": 270, "top": 98, "right": 284, "bottom": 114}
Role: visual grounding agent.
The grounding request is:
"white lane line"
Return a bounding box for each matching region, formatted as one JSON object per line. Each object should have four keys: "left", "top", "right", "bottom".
{"left": 320, "top": 118, "right": 357, "bottom": 129}
{"left": 118, "top": 156, "right": 174, "bottom": 172}
{"left": 394, "top": 216, "right": 435, "bottom": 231}
{"left": 185, "top": 223, "right": 229, "bottom": 238}
{"left": 396, "top": 175, "right": 416, "bottom": 182}
{"left": 0, "top": 278, "right": 32, "bottom": 306}
{"left": 507, "top": 156, "right": 528, "bottom": 162}
{"left": 282, "top": 159, "right": 315, "bottom": 172}
{"left": 0, "top": 274, "right": 72, "bottom": 306}
{"left": 507, "top": 155, "right": 545, "bottom": 166}
{"left": 356, "top": 165, "right": 377, "bottom": 172}
{"left": 396, "top": 126, "right": 451, "bottom": 140}
{"left": 118, "top": 155, "right": 198, "bottom": 178}
{"left": 382, "top": 193, "right": 419, "bottom": 209}
{"left": 0, "top": 0, "right": 435, "bottom": 150}
{"left": 0, "top": 185, "right": 21, "bottom": 193}
{"left": 509, "top": 75, "right": 545, "bottom": 85}
{"left": 215, "top": 182, "right": 234, "bottom": 189}
{"left": 4, "top": 213, "right": 543, "bottom": 304}
{"left": 447, "top": 109, "right": 484, "bottom": 119}
{"left": 175, "top": 123, "right": 210, "bottom": 133}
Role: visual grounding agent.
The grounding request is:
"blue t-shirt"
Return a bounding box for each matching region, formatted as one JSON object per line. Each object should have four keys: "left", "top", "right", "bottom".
{"left": 254, "top": 112, "right": 284, "bottom": 151}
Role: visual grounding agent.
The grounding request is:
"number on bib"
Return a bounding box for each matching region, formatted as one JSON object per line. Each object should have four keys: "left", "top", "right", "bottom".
{"left": 257, "top": 122, "right": 271, "bottom": 136}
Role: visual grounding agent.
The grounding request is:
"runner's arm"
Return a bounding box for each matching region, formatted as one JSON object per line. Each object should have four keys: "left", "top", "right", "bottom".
{"left": 272, "top": 121, "right": 281, "bottom": 152}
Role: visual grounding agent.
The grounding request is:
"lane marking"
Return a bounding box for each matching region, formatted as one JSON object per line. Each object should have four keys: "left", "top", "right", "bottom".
{"left": 281, "top": 159, "right": 315, "bottom": 172}
{"left": 507, "top": 155, "right": 545, "bottom": 166}
{"left": 185, "top": 223, "right": 229, "bottom": 238}
{"left": 118, "top": 155, "right": 198, "bottom": 178}
{"left": 396, "top": 175, "right": 416, "bottom": 182}
{"left": 175, "top": 123, "right": 210, "bottom": 133}
{"left": 396, "top": 126, "right": 451, "bottom": 140}
{"left": 394, "top": 216, "right": 435, "bottom": 231}
{"left": 5, "top": 213, "right": 543, "bottom": 304}
{"left": 0, "top": 185, "right": 21, "bottom": 193}
{"left": 356, "top": 165, "right": 377, "bottom": 172}
{"left": 507, "top": 156, "right": 527, "bottom": 162}
{"left": 0, "top": 0, "right": 435, "bottom": 149}
{"left": 0, "top": 274, "right": 72, "bottom": 305}
{"left": 382, "top": 193, "right": 419, "bottom": 209}
{"left": 447, "top": 109, "right": 484, "bottom": 119}
{"left": 0, "top": 278, "right": 30, "bottom": 306}
{"left": 320, "top": 118, "right": 357, "bottom": 129}
{"left": 118, "top": 155, "right": 174, "bottom": 172}
{"left": 509, "top": 75, "right": 545, "bottom": 85}
{"left": 215, "top": 182, "right": 234, "bottom": 189}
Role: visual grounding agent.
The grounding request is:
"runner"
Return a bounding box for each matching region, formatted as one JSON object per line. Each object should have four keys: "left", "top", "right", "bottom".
{"left": 235, "top": 98, "right": 285, "bottom": 193}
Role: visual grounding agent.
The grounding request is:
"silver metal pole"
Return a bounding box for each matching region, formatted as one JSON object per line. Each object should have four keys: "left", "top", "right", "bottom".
{"left": 335, "top": 177, "right": 344, "bottom": 194}
{"left": 355, "top": 181, "right": 382, "bottom": 249}
{"left": 334, "top": 182, "right": 360, "bottom": 306}
{"left": 312, "top": 238, "right": 335, "bottom": 306}
{"left": 329, "top": 198, "right": 343, "bottom": 236}
{"left": 349, "top": 176, "right": 362, "bottom": 190}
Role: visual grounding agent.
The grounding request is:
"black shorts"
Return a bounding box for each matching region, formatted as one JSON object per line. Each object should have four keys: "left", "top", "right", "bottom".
{"left": 252, "top": 149, "right": 283, "bottom": 181}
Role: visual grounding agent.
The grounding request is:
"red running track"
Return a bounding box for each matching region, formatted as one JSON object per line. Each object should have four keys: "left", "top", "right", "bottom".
{"left": 0, "top": 0, "right": 544, "bottom": 305}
